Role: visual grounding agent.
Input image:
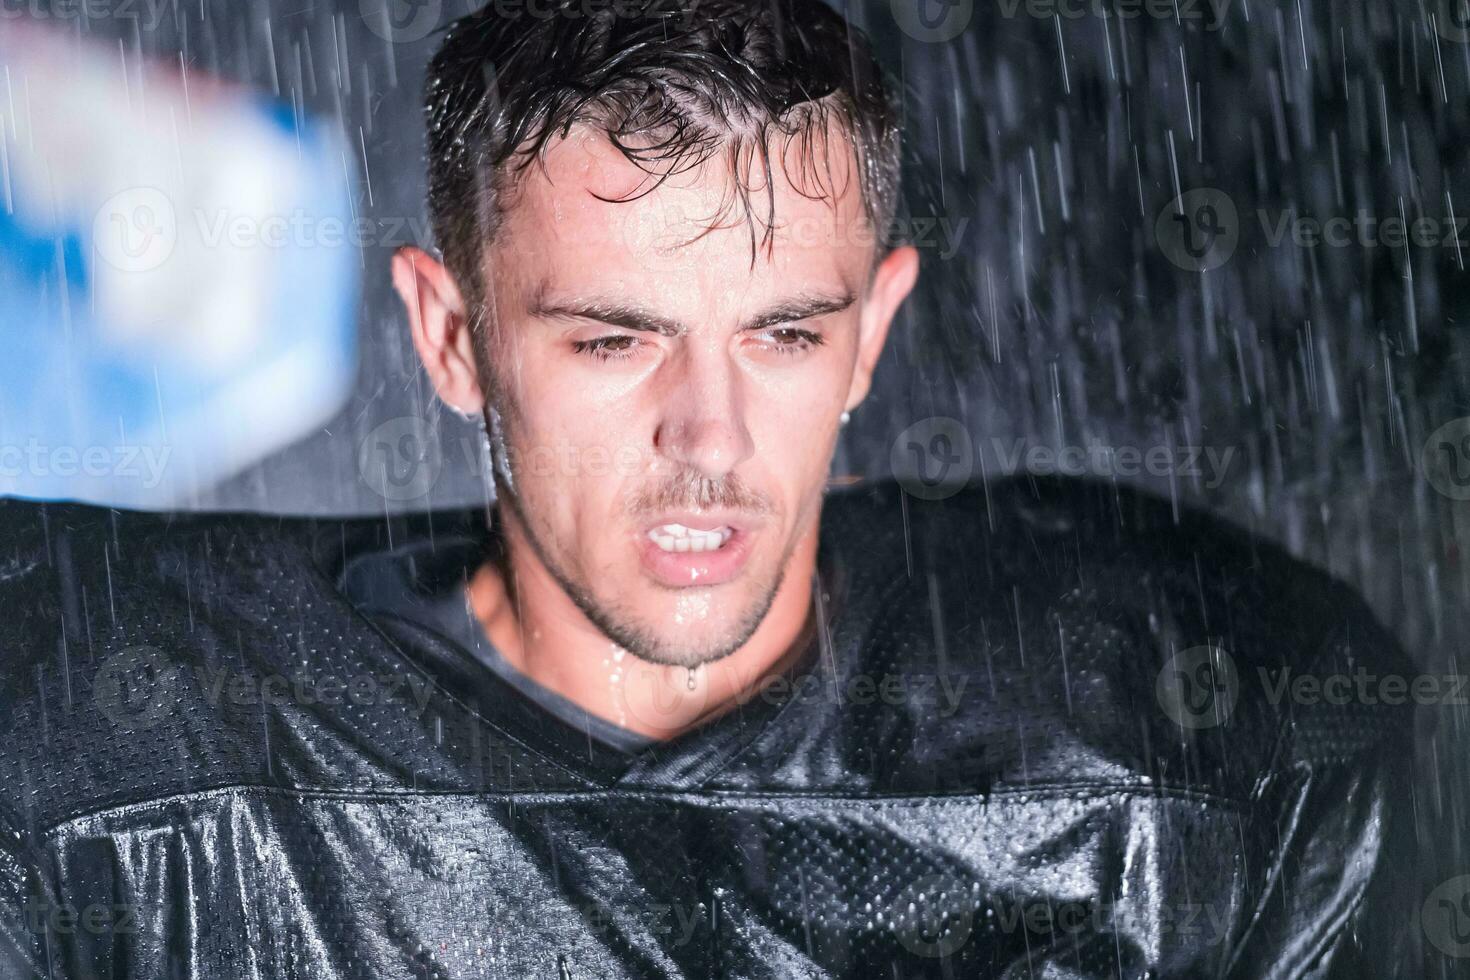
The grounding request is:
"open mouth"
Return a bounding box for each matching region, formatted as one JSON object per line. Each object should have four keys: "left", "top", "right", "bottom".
{"left": 637, "top": 514, "right": 756, "bottom": 587}
{"left": 646, "top": 522, "right": 735, "bottom": 553}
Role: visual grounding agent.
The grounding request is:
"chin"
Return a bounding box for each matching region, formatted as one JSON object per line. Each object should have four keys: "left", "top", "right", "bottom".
{"left": 582, "top": 582, "right": 783, "bottom": 669}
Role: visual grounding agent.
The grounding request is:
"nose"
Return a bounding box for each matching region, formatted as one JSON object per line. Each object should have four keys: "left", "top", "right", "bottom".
{"left": 653, "top": 343, "right": 755, "bottom": 479}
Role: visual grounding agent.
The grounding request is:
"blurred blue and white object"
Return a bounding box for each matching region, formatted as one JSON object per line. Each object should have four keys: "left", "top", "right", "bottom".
{"left": 0, "top": 23, "right": 359, "bottom": 508}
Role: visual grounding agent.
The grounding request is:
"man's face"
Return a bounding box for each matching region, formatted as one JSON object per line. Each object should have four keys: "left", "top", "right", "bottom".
{"left": 454, "top": 124, "right": 915, "bottom": 667}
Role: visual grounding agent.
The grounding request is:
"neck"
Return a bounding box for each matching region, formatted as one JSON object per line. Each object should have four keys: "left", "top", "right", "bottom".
{"left": 465, "top": 507, "right": 821, "bottom": 741}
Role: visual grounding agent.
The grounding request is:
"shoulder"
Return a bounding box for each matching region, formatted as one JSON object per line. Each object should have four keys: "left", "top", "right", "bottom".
{"left": 0, "top": 496, "right": 344, "bottom": 681}
{"left": 0, "top": 498, "right": 554, "bottom": 834}
{"left": 823, "top": 473, "right": 1400, "bottom": 652}
{"left": 0, "top": 494, "right": 327, "bottom": 603}
{"left": 0, "top": 499, "right": 327, "bottom": 821}
{"left": 808, "top": 476, "right": 1414, "bottom": 795}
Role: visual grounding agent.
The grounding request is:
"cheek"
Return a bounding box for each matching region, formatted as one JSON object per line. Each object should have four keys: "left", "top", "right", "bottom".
{"left": 746, "top": 379, "right": 843, "bottom": 480}
{"left": 748, "top": 347, "right": 851, "bottom": 430}
{"left": 500, "top": 349, "right": 620, "bottom": 449}
{"left": 497, "top": 364, "right": 644, "bottom": 530}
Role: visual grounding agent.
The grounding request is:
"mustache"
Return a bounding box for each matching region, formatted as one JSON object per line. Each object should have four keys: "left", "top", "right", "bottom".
{"left": 628, "top": 468, "right": 773, "bottom": 516}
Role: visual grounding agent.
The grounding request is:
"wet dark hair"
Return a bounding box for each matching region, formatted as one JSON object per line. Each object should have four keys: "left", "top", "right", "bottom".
{"left": 423, "top": 0, "right": 902, "bottom": 305}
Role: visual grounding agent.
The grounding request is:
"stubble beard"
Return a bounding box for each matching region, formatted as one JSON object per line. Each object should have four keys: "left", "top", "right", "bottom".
{"left": 493, "top": 471, "right": 792, "bottom": 668}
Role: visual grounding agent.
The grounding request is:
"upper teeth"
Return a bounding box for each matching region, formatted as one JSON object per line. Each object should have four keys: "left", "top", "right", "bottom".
{"left": 649, "top": 523, "right": 733, "bottom": 553}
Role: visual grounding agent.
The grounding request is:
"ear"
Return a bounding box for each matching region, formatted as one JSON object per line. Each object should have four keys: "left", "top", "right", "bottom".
{"left": 845, "top": 244, "right": 919, "bottom": 412}
{"left": 391, "top": 246, "right": 485, "bottom": 415}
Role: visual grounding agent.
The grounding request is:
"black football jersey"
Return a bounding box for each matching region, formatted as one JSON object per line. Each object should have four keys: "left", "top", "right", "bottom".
{"left": 0, "top": 477, "right": 1417, "bottom": 978}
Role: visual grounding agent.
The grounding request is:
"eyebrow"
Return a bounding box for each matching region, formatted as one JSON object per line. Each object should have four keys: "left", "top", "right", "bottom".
{"left": 527, "top": 288, "right": 857, "bottom": 336}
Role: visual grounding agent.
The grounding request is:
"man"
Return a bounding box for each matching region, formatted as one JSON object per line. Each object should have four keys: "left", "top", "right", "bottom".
{"left": 0, "top": 0, "right": 1417, "bottom": 976}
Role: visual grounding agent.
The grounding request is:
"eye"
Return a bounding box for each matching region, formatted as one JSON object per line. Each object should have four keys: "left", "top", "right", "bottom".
{"left": 758, "top": 326, "right": 825, "bottom": 355}
{"left": 571, "top": 335, "right": 640, "bottom": 362}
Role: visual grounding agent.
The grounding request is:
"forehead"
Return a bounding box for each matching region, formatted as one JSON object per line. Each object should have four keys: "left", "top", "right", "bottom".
{"left": 487, "top": 121, "right": 874, "bottom": 310}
